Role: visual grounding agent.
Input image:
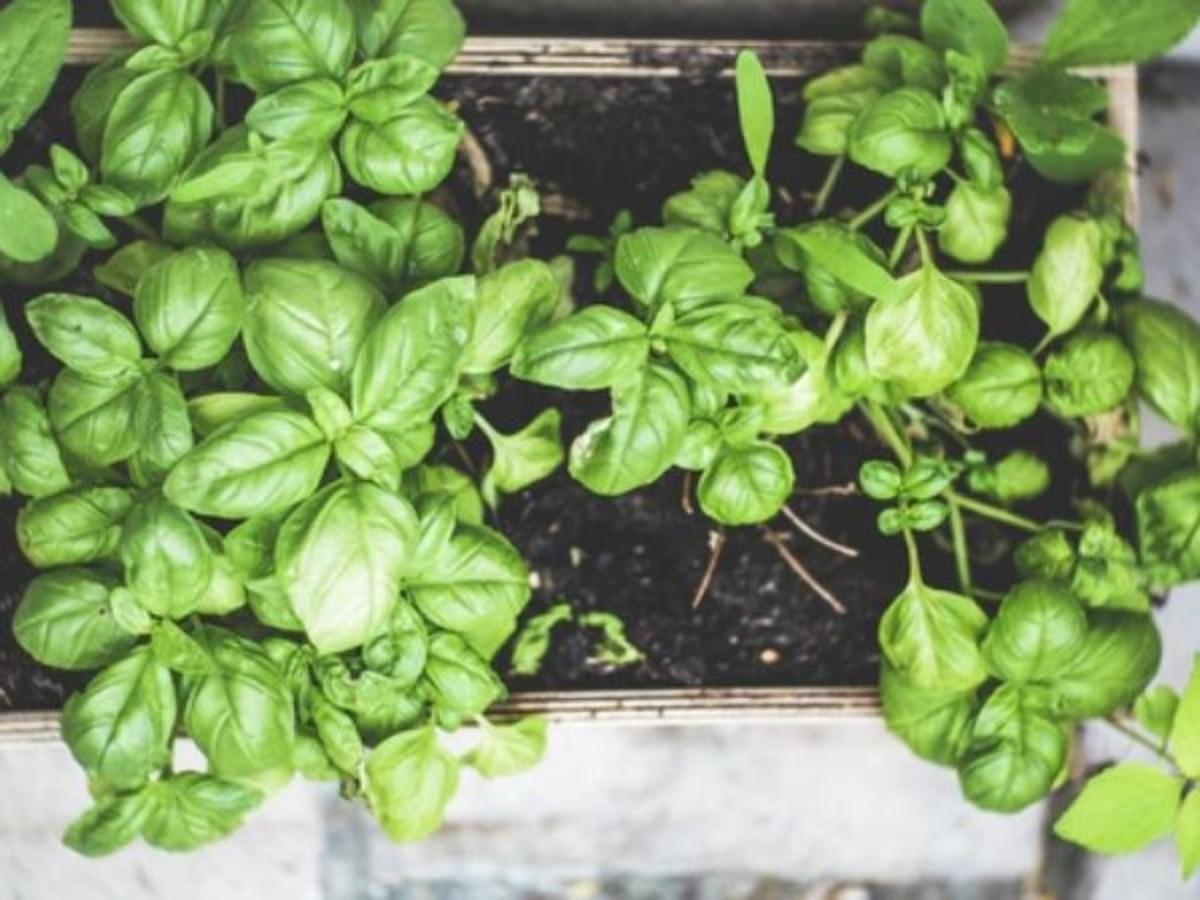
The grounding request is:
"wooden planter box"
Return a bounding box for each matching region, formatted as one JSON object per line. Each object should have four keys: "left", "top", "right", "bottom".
{"left": 0, "top": 35, "right": 1137, "bottom": 743}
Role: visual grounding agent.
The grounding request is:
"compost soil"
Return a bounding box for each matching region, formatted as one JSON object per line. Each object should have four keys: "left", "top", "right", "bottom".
{"left": 0, "top": 68, "right": 1088, "bottom": 709}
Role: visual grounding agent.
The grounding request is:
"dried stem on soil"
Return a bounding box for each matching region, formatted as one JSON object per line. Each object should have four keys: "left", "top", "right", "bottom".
{"left": 691, "top": 529, "right": 726, "bottom": 609}
{"left": 781, "top": 505, "right": 859, "bottom": 558}
{"left": 459, "top": 128, "right": 493, "bottom": 197}
{"left": 795, "top": 481, "right": 859, "bottom": 496}
{"left": 762, "top": 529, "right": 848, "bottom": 615}
{"left": 681, "top": 470, "right": 695, "bottom": 515}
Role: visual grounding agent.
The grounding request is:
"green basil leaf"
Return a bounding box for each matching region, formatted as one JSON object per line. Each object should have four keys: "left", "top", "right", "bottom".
{"left": 70, "top": 57, "right": 138, "bottom": 165}
{"left": 849, "top": 87, "right": 951, "bottom": 180}
{"left": 947, "top": 342, "right": 1042, "bottom": 429}
{"left": 62, "top": 646, "right": 177, "bottom": 789}
{"left": 480, "top": 409, "right": 564, "bottom": 506}
{"left": 1132, "top": 685, "right": 1180, "bottom": 743}
{"left": 309, "top": 691, "right": 364, "bottom": 774}
{"left": 1055, "top": 763, "right": 1184, "bottom": 853}
{"left": 163, "top": 410, "right": 331, "bottom": 518}
{"left": 16, "top": 487, "right": 133, "bottom": 568}
{"left": 424, "top": 632, "right": 505, "bottom": 724}
{"left": 465, "top": 716, "right": 547, "bottom": 778}
{"left": 921, "top": 0, "right": 1009, "bottom": 72}
{"left": 25, "top": 293, "right": 141, "bottom": 378}
{"left": 346, "top": 56, "right": 440, "bottom": 123}
{"left": 1044, "top": 331, "right": 1135, "bottom": 417}
{"left": 62, "top": 790, "right": 152, "bottom": 858}
{"left": 509, "top": 602, "right": 572, "bottom": 677}
{"left": 351, "top": 0, "right": 465, "bottom": 70}
{"left": 0, "top": 173, "right": 58, "bottom": 263}
{"left": 958, "top": 684, "right": 1067, "bottom": 812}
{"left": 47, "top": 370, "right": 143, "bottom": 466}
{"left": 938, "top": 181, "right": 1011, "bottom": 264}
{"left": 1179, "top": 789, "right": 1200, "bottom": 879}
{"left": 1044, "top": 0, "right": 1200, "bottom": 66}
{"left": 365, "top": 726, "right": 459, "bottom": 843}
{"left": 664, "top": 303, "right": 803, "bottom": 392}
{"left": 982, "top": 581, "right": 1087, "bottom": 683}
{"left": 880, "top": 662, "right": 974, "bottom": 765}
{"left": 407, "top": 523, "right": 530, "bottom": 659}
{"left": 663, "top": 171, "right": 744, "bottom": 233}
{"left": 340, "top": 97, "right": 463, "bottom": 196}
{"left": 111, "top": 0, "right": 207, "bottom": 46}
{"left": 1137, "top": 468, "right": 1200, "bottom": 590}
{"left": 121, "top": 498, "right": 215, "bottom": 619}
{"left": 134, "top": 246, "right": 245, "bottom": 371}
{"left": 1049, "top": 610, "right": 1161, "bottom": 719}
{"left": 181, "top": 628, "right": 294, "bottom": 780}
{"left": 245, "top": 78, "right": 347, "bottom": 143}
{"left": 276, "top": 481, "right": 417, "bottom": 654}
{"left": 322, "top": 196, "right": 464, "bottom": 297}
{"left": 735, "top": 50, "right": 774, "bottom": 176}
{"left": 351, "top": 275, "right": 475, "bottom": 430}
{"left": 93, "top": 239, "right": 174, "bottom": 297}
{"left": 966, "top": 451, "right": 1050, "bottom": 504}
{"left": 796, "top": 85, "right": 883, "bottom": 157}
{"left": 775, "top": 222, "right": 896, "bottom": 303}
{"left": 865, "top": 265, "right": 979, "bottom": 398}
{"left": 243, "top": 258, "right": 384, "bottom": 396}
{"left": 1118, "top": 298, "right": 1200, "bottom": 436}
{"left": 511, "top": 305, "right": 648, "bottom": 390}
{"left": 1172, "top": 657, "right": 1200, "bottom": 778}
{"left": 187, "top": 392, "right": 291, "bottom": 438}
{"left": 228, "top": 0, "right": 356, "bottom": 93}
{"left": 862, "top": 35, "right": 946, "bottom": 92}
{"left": 879, "top": 578, "right": 989, "bottom": 690}
{"left": 615, "top": 226, "right": 755, "bottom": 315}
{"left": 0, "top": 0, "right": 70, "bottom": 150}
{"left": 101, "top": 71, "right": 214, "bottom": 207}
{"left": 1028, "top": 216, "right": 1105, "bottom": 337}
{"left": 462, "top": 259, "right": 560, "bottom": 375}
{"left": 14, "top": 569, "right": 137, "bottom": 671}
{"left": 569, "top": 364, "right": 691, "bottom": 495}
{"left": 697, "top": 441, "right": 793, "bottom": 526}
{"left": 1070, "top": 520, "right": 1149, "bottom": 612}
{"left": 0, "top": 306, "right": 20, "bottom": 387}
{"left": 130, "top": 371, "right": 195, "bottom": 486}
{"left": 142, "top": 773, "right": 263, "bottom": 852}
{"left": 0, "top": 386, "right": 71, "bottom": 498}
{"left": 758, "top": 331, "right": 853, "bottom": 434}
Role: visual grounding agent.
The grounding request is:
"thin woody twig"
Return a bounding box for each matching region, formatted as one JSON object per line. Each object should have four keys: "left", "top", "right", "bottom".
{"left": 795, "top": 482, "right": 858, "bottom": 496}
{"left": 459, "top": 128, "right": 493, "bottom": 198}
{"left": 782, "top": 505, "right": 859, "bottom": 558}
{"left": 681, "top": 471, "right": 695, "bottom": 515}
{"left": 691, "top": 530, "right": 726, "bottom": 609}
{"left": 763, "top": 529, "right": 848, "bottom": 616}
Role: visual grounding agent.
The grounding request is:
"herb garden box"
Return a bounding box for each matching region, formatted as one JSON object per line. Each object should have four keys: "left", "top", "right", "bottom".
{"left": 0, "top": 31, "right": 1138, "bottom": 741}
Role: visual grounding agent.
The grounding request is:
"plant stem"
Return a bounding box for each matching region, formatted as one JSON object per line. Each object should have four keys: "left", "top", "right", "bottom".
{"left": 1103, "top": 715, "right": 1178, "bottom": 768}
{"left": 216, "top": 75, "right": 227, "bottom": 129}
{"left": 848, "top": 187, "right": 898, "bottom": 231}
{"left": 812, "top": 154, "right": 845, "bottom": 216}
{"left": 901, "top": 528, "right": 923, "bottom": 583}
{"left": 947, "top": 491, "right": 1043, "bottom": 533}
{"left": 948, "top": 498, "right": 972, "bottom": 593}
{"left": 861, "top": 400, "right": 914, "bottom": 467}
{"left": 823, "top": 311, "right": 848, "bottom": 353}
{"left": 782, "top": 504, "right": 859, "bottom": 558}
{"left": 944, "top": 270, "right": 1029, "bottom": 284}
{"left": 763, "top": 529, "right": 848, "bottom": 615}
{"left": 915, "top": 227, "right": 932, "bottom": 267}
{"left": 691, "top": 529, "right": 726, "bottom": 608}
{"left": 1032, "top": 330, "right": 1056, "bottom": 356}
{"left": 888, "top": 225, "right": 913, "bottom": 270}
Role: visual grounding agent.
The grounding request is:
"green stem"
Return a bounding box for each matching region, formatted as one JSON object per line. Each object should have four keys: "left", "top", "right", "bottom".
{"left": 216, "top": 75, "right": 227, "bottom": 129}
{"left": 948, "top": 499, "right": 972, "bottom": 593}
{"left": 1104, "top": 716, "right": 1178, "bottom": 769}
{"left": 1032, "top": 330, "right": 1056, "bottom": 356}
{"left": 861, "top": 400, "right": 913, "bottom": 467}
{"left": 944, "top": 270, "right": 1029, "bottom": 284}
{"left": 823, "top": 311, "right": 848, "bottom": 354}
{"left": 812, "top": 154, "right": 845, "bottom": 216}
{"left": 848, "top": 187, "right": 898, "bottom": 231}
{"left": 947, "top": 491, "right": 1043, "bottom": 533}
{"left": 472, "top": 411, "right": 500, "bottom": 441}
{"left": 119, "top": 214, "right": 158, "bottom": 241}
{"left": 914, "top": 227, "right": 932, "bottom": 267}
{"left": 901, "top": 528, "right": 923, "bottom": 583}
{"left": 888, "top": 225, "right": 913, "bottom": 270}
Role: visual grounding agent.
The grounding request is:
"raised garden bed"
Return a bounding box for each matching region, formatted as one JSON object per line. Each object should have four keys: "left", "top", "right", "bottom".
{"left": 0, "top": 34, "right": 1137, "bottom": 736}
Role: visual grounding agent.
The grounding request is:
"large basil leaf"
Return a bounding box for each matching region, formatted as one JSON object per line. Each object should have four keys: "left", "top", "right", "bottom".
{"left": 1118, "top": 298, "right": 1200, "bottom": 436}
{"left": 365, "top": 726, "right": 459, "bottom": 843}
{"left": 697, "top": 442, "right": 794, "bottom": 526}
{"left": 957, "top": 684, "right": 1067, "bottom": 812}
{"left": 351, "top": 276, "right": 475, "bottom": 430}
{"left": 664, "top": 303, "right": 804, "bottom": 392}
{"left": 1044, "top": 0, "right": 1200, "bottom": 66}
{"left": 322, "top": 196, "right": 464, "bottom": 297}
{"left": 465, "top": 716, "right": 547, "bottom": 778}
{"left": 70, "top": 57, "right": 139, "bottom": 165}
{"left": 511, "top": 305, "right": 649, "bottom": 390}
{"left": 1043, "top": 331, "right": 1134, "bottom": 417}
{"left": 879, "top": 578, "right": 989, "bottom": 691}
{"left": 1027, "top": 216, "right": 1105, "bottom": 337}
{"left": 111, "top": 0, "right": 207, "bottom": 47}
{"left": 164, "top": 411, "right": 331, "bottom": 518}
{"left": 62, "top": 646, "right": 177, "bottom": 790}
{"left": 849, "top": 88, "right": 951, "bottom": 180}
{"left": 423, "top": 632, "right": 505, "bottom": 724}
{"left": 1049, "top": 611, "right": 1161, "bottom": 718}
{"left": 101, "top": 71, "right": 213, "bottom": 207}
{"left": 228, "top": 0, "right": 356, "bottom": 93}
{"left": 62, "top": 791, "right": 153, "bottom": 858}
{"left": 865, "top": 265, "right": 979, "bottom": 398}
{"left": 462, "top": 259, "right": 560, "bottom": 375}
{"left": 920, "top": 0, "right": 1008, "bottom": 72}
{"left": 982, "top": 581, "right": 1087, "bottom": 683}
{"left": 187, "top": 392, "right": 292, "bottom": 437}
{"left": 47, "top": 370, "right": 144, "bottom": 466}
{"left": 243, "top": 258, "right": 385, "bottom": 396}
{"left": 130, "top": 371, "right": 194, "bottom": 486}
{"left": 16, "top": 487, "right": 133, "bottom": 568}
{"left": 276, "top": 481, "right": 418, "bottom": 654}
{"left": 938, "top": 182, "right": 1011, "bottom": 264}
{"left": 569, "top": 364, "right": 691, "bottom": 495}
{"left": 775, "top": 222, "right": 895, "bottom": 307}
{"left": 26, "top": 293, "right": 142, "bottom": 378}
{"left": 406, "top": 524, "right": 530, "bottom": 659}
{"left": 0, "top": 386, "right": 71, "bottom": 498}
{"left": 134, "top": 247, "right": 245, "bottom": 371}
{"left": 15, "top": 569, "right": 137, "bottom": 671}
{"left": 1137, "top": 468, "right": 1200, "bottom": 589}
{"left": 946, "top": 342, "right": 1041, "bottom": 429}
{"left": 351, "top": 0, "right": 465, "bottom": 70}
{"left": 795, "top": 67, "right": 886, "bottom": 157}
{"left": 339, "top": 98, "right": 464, "bottom": 196}
{"left": 141, "top": 773, "right": 264, "bottom": 852}
{"left": 615, "top": 227, "right": 755, "bottom": 315}
{"left": 862, "top": 36, "right": 945, "bottom": 92}
{"left": 121, "top": 498, "right": 215, "bottom": 619}
{"left": 1054, "top": 763, "right": 1185, "bottom": 855}
{"left": 479, "top": 409, "right": 564, "bottom": 507}
{"left": 0, "top": 173, "right": 58, "bottom": 264}
{"left": 879, "top": 662, "right": 974, "bottom": 765}
{"left": 182, "top": 628, "right": 295, "bottom": 779}
{"left": 0, "top": 0, "right": 70, "bottom": 152}
{"left": 245, "top": 78, "right": 347, "bottom": 143}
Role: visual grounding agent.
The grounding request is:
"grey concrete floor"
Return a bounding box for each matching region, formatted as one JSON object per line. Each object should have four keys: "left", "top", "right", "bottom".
{"left": 3, "top": 21, "right": 1200, "bottom": 900}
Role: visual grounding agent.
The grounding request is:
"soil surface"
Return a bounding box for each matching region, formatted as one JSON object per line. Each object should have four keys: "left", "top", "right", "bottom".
{"left": 1, "top": 66, "right": 1090, "bottom": 709}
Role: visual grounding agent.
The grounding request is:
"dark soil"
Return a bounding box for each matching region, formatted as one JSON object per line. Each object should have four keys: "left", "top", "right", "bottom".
{"left": 0, "top": 62, "right": 1090, "bottom": 709}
